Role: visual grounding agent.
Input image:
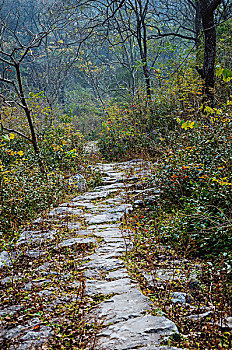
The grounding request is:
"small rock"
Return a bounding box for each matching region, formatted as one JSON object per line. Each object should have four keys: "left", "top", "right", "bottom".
{"left": 171, "top": 292, "right": 193, "bottom": 304}
{"left": 37, "top": 289, "right": 53, "bottom": 297}
{"left": 186, "top": 310, "right": 213, "bottom": 321}
{"left": 216, "top": 316, "right": 232, "bottom": 329}
{"left": 0, "top": 251, "right": 12, "bottom": 268}
{"left": 0, "top": 304, "right": 23, "bottom": 317}
{"left": 0, "top": 275, "right": 21, "bottom": 284}
{"left": 23, "top": 279, "right": 51, "bottom": 291}
{"left": 24, "top": 249, "right": 46, "bottom": 258}
{"left": 68, "top": 174, "right": 87, "bottom": 191}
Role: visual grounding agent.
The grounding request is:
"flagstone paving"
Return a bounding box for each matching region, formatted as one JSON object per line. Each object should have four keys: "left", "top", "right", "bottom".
{"left": 0, "top": 160, "right": 183, "bottom": 349}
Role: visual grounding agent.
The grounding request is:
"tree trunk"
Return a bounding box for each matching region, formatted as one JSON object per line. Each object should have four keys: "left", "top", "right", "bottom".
{"left": 197, "top": 0, "right": 221, "bottom": 105}
{"left": 15, "top": 63, "right": 45, "bottom": 174}
{"left": 142, "top": 58, "right": 151, "bottom": 98}
{"left": 135, "top": 0, "right": 151, "bottom": 99}
{"left": 195, "top": 1, "right": 201, "bottom": 50}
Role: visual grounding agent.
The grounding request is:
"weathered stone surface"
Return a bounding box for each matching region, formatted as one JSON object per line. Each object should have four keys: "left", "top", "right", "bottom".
{"left": 85, "top": 211, "right": 123, "bottom": 224}
{"left": 74, "top": 190, "right": 111, "bottom": 201}
{"left": 68, "top": 228, "right": 92, "bottom": 236}
{"left": 215, "top": 316, "right": 232, "bottom": 329}
{"left": 95, "top": 242, "right": 127, "bottom": 256}
{"left": 102, "top": 204, "right": 132, "bottom": 214}
{"left": 89, "top": 223, "right": 119, "bottom": 230}
{"left": 145, "top": 269, "right": 185, "bottom": 284}
{"left": 105, "top": 197, "right": 123, "bottom": 205}
{"left": 49, "top": 206, "right": 83, "bottom": 216}
{"left": 23, "top": 249, "right": 46, "bottom": 258}
{"left": 37, "top": 289, "right": 53, "bottom": 297}
{"left": 97, "top": 314, "right": 178, "bottom": 350}
{"left": 101, "top": 177, "right": 118, "bottom": 185}
{"left": 61, "top": 222, "right": 81, "bottom": 231}
{"left": 84, "top": 255, "right": 124, "bottom": 271}
{"left": 0, "top": 304, "right": 23, "bottom": 317}
{"left": 139, "top": 347, "right": 184, "bottom": 350}
{"left": 171, "top": 292, "right": 187, "bottom": 304}
{"left": 2, "top": 160, "right": 180, "bottom": 350}
{"left": 37, "top": 262, "right": 51, "bottom": 272}
{"left": 186, "top": 310, "right": 213, "bottom": 321}
{"left": 0, "top": 324, "right": 25, "bottom": 340}
{"left": 97, "top": 288, "right": 150, "bottom": 324}
{"left": 1, "top": 317, "right": 53, "bottom": 349}
{"left": 224, "top": 316, "right": 232, "bottom": 329}
{"left": 84, "top": 269, "right": 101, "bottom": 279}
{"left": 69, "top": 200, "right": 95, "bottom": 209}
{"left": 94, "top": 183, "right": 125, "bottom": 191}
{"left": 91, "top": 228, "right": 122, "bottom": 240}
{"left": 85, "top": 140, "right": 99, "bottom": 153}
{"left": 89, "top": 204, "right": 112, "bottom": 213}
{"left": 23, "top": 279, "right": 52, "bottom": 291}
{"left": 106, "top": 268, "right": 128, "bottom": 280}
{"left": 0, "top": 250, "right": 12, "bottom": 268}
{"left": 57, "top": 237, "right": 96, "bottom": 249}
{"left": 86, "top": 278, "right": 134, "bottom": 296}
{"left": 17, "top": 230, "right": 56, "bottom": 245}
{"left": 0, "top": 275, "right": 21, "bottom": 284}
{"left": 171, "top": 292, "right": 193, "bottom": 304}
{"left": 68, "top": 174, "right": 86, "bottom": 191}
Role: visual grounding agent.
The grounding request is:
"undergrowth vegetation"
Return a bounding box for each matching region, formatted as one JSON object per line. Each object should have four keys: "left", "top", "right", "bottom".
{"left": 100, "top": 47, "right": 232, "bottom": 349}
{"left": 0, "top": 95, "right": 100, "bottom": 240}
{"left": 99, "top": 58, "right": 232, "bottom": 263}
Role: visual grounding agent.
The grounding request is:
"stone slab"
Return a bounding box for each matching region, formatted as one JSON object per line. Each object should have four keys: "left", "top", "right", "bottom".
{"left": 97, "top": 288, "right": 150, "bottom": 324}
{"left": 57, "top": 237, "right": 96, "bottom": 249}
{"left": 49, "top": 207, "right": 83, "bottom": 216}
{"left": 97, "top": 314, "right": 178, "bottom": 350}
{"left": 84, "top": 255, "right": 124, "bottom": 271}
{"left": 86, "top": 212, "right": 123, "bottom": 224}
{"left": 86, "top": 278, "right": 134, "bottom": 296}
{"left": 106, "top": 268, "right": 128, "bottom": 280}
{"left": 0, "top": 304, "right": 23, "bottom": 317}
{"left": 17, "top": 230, "right": 56, "bottom": 245}
{"left": 1, "top": 317, "right": 53, "bottom": 350}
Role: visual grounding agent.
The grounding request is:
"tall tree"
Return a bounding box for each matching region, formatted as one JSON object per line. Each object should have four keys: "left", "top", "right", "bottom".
{"left": 0, "top": 0, "right": 79, "bottom": 172}
{"left": 196, "top": 0, "right": 222, "bottom": 104}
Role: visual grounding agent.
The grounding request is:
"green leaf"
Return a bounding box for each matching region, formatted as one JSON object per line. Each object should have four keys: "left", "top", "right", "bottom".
{"left": 2, "top": 134, "right": 10, "bottom": 141}
{"left": 223, "top": 68, "right": 232, "bottom": 79}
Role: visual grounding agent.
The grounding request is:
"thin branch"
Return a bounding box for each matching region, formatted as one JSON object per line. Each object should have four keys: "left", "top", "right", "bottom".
{"left": 1, "top": 126, "right": 32, "bottom": 142}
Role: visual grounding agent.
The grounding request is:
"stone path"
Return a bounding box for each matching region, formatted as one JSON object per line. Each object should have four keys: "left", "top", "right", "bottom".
{"left": 0, "top": 160, "right": 183, "bottom": 349}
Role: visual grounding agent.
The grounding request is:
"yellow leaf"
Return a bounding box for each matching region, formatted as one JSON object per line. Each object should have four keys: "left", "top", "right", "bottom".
{"left": 17, "top": 151, "right": 23, "bottom": 156}
{"left": 181, "top": 122, "right": 188, "bottom": 130}
{"left": 10, "top": 133, "right": 15, "bottom": 139}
